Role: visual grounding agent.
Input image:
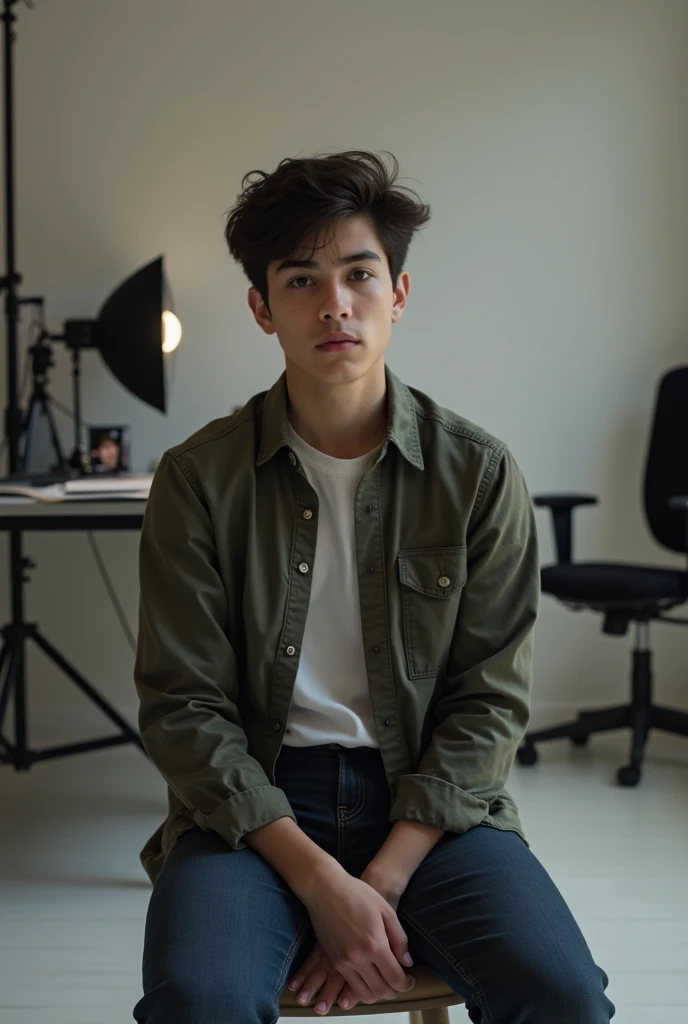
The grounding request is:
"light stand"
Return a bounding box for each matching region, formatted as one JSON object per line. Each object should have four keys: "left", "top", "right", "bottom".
{"left": 1, "top": 0, "right": 22, "bottom": 476}
{"left": 0, "top": 0, "right": 146, "bottom": 769}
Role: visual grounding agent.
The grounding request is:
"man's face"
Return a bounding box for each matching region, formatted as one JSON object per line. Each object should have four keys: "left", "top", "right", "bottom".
{"left": 248, "top": 214, "right": 409, "bottom": 387}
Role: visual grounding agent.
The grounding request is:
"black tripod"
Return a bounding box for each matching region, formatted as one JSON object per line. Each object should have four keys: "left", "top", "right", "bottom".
{"left": 0, "top": 0, "right": 146, "bottom": 768}
{"left": 21, "top": 327, "right": 69, "bottom": 475}
{"left": 0, "top": 540, "right": 146, "bottom": 769}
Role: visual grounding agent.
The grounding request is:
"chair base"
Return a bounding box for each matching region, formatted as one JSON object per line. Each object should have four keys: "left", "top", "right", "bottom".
{"left": 516, "top": 643, "right": 688, "bottom": 786}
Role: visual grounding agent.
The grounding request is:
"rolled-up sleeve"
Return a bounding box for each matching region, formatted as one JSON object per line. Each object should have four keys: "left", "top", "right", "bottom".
{"left": 135, "top": 452, "right": 296, "bottom": 850}
{"left": 389, "top": 445, "right": 539, "bottom": 834}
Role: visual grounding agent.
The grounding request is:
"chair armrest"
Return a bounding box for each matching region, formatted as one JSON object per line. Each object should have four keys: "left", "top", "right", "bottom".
{"left": 532, "top": 494, "right": 599, "bottom": 564}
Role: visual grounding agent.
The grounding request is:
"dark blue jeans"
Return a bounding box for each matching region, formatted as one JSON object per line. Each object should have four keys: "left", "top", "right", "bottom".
{"left": 134, "top": 743, "right": 615, "bottom": 1023}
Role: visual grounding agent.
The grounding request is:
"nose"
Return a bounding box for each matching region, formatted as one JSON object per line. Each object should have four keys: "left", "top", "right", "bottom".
{"left": 319, "top": 280, "right": 352, "bottom": 322}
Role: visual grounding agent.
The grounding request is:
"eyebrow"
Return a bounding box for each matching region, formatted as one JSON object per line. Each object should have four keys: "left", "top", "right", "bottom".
{"left": 274, "top": 249, "right": 382, "bottom": 275}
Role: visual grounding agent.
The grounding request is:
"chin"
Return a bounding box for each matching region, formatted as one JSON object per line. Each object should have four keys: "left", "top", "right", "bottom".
{"left": 316, "top": 363, "right": 362, "bottom": 384}
{"left": 288, "top": 347, "right": 383, "bottom": 385}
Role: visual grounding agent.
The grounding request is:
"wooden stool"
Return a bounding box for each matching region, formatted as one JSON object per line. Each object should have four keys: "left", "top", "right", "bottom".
{"left": 279, "top": 963, "right": 463, "bottom": 1020}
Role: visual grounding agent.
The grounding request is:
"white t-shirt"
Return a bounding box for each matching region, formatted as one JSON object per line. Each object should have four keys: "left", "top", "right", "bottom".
{"left": 282, "top": 423, "right": 381, "bottom": 749}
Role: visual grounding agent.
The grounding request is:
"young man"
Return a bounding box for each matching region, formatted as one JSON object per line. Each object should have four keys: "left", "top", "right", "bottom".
{"left": 133, "top": 150, "right": 615, "bottom": 1022}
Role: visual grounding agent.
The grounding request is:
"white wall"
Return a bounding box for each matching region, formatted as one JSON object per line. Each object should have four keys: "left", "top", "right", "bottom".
{"left": 0, "top": 0, "right": 687, "bottom": 742}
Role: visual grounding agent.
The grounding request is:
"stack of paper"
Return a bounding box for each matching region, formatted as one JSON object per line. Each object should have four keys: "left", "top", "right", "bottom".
{"left": 64, "top": 474, "right": 153, "bottom": 496}
{"left": 0, "top": 474, "right": 153, "bottom": 504}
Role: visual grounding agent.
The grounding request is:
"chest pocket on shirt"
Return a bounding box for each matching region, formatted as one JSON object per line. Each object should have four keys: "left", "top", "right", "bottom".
{"left": 397, "top": 546, "right": 467, "bottom": 679}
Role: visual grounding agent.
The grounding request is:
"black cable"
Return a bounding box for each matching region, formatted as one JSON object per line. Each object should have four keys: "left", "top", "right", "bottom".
{"left": 47, "top": 393, "right": 96, "bottom": 430}
{"left": 87, "top": 531, "right": 137, "bottom": 655}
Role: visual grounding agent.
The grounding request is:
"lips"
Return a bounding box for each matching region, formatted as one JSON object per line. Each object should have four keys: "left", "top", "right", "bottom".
{"left": 317, "top": 332, "right": 360, "bottom": 352}
{"left": 318, "top": 332, "right": 358, "bottom": 344}
{"left": 318, "top": 340, "right": 358, "bottom": 352}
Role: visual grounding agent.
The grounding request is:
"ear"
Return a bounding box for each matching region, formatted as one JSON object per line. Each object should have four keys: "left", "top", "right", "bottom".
{"left": 392, "top": 271, "right": 410, "bottom": 324}
{"left": 248, "top": 286, "right": 276, "bottom": 335}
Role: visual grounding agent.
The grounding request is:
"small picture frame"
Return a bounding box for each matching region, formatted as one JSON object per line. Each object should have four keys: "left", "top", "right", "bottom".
{"left": 89, "top": 426, "right": 130, "bottom": 474}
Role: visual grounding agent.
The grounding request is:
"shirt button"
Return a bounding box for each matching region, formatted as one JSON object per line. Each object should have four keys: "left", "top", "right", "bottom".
{"left": 286, "top": 645, "right": 296, "bottom": 656}
{"left": 367, "top": 504, "right": 374, "bottom": 513}
{"left": 384, "top": 718, "right": 391, "bottom": 726}
{"left": 303, "top": 509, "right": 313, "bottom": 520}
{"left": 288, "top": 451, "right": 297, "bottom": 466}
{"left": 273, "top": 721, "right": 282, "bottom": 732}
{"left": 373, "top": 646, "right": 380, "bottom": 653}
{"left": 298, "top": 562, "right": 309, "bottom": 574}
{"left": 367, "top": 566, "right": 375, "bottom": 573}
{"left": 438, "top": 576, "right": 451, "bottom": 588}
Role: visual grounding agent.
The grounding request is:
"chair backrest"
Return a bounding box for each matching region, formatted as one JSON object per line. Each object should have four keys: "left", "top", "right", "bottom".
{"left": 644, "top": 365, "right": 688, "bottom": 553}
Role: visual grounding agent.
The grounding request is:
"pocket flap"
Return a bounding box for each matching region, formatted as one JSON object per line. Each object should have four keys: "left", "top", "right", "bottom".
{"left": 397, "top": 546, "right": 467, "bottom": 597}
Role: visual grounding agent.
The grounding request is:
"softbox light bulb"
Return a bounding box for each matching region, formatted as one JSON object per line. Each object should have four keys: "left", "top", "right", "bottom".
{"left": 162, "top": 310, "right": 182, "bottom": 353}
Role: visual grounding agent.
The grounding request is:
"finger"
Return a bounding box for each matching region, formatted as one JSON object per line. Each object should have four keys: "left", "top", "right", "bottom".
{"left": 336, "top": 983, "right": 360, "bottom": 1010}
{"left": 312, "top": 971, "right": 347, "bottom": 1016}
{"left": 379, "top": 906, "right": 417, "bottom": 991}
{"left": 357, "top": 961, "right": 402, "bottom": 1002}
{"left": 368, "top": 949, "right": 415, "bottom": 996}
{"left": 384, "top": 910, "right": 414, "bottom": 968}
{"left": 288, "top": 947, "right": 324, "bottom": 990}
{"left": 294, "top": 967, "right": 329, "bottom": 1007}
{"left": 337, "top": 964, "right": 378, "bottom": 1006}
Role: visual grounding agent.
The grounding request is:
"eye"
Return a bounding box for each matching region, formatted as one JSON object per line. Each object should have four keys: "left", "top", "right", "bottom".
{"left": 286, "top": 269, "right": 373, "bottom": 289}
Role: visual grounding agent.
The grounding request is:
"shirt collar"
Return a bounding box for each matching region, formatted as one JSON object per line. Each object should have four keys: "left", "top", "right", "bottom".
{"left": 256, "top": 364, "right": 424, "bottom": 471}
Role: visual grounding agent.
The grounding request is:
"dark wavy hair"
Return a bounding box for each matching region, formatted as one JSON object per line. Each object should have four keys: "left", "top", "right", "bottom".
{"left": 224, "top": 149, "right": 431, "bottom": 314}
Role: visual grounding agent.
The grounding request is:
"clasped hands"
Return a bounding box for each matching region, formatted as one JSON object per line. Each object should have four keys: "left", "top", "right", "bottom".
{"left": 286, "top": 862, "right": 415, "bottom": 1016}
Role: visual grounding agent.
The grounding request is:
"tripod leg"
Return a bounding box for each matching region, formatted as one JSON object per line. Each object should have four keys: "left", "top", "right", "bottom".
{"left": 1, "top": 531, "right": 32, "bottom": 769}
{"left": 31, "top": 630, "right": 146, "bottom": 753}
{"left": 0, "top": 640, "right": 10, "bottom": 720}
{"left": 0, "top": 641, "right": 26, "bottom": 767}
{"left": 20, "top": 389, "right": 40, "bottom": 473}
{"left": 22, "top": 385, "right": 68, "bottom": 474}
{"left": 12, "top": 638, "right": 28, "bottom": 768}
{"left": 0, "top": 641, "right": 13, "bottom": 758}
{"left": 37, "top": 389, "right": 67, "bottom": 471}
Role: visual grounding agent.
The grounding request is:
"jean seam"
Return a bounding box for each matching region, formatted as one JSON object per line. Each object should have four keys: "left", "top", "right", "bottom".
{"left": 398, "top": 907, "right": 493, "bottom": 1024}
{"left": 269, "top": 915, "right": 312, "bottom": 1023}
{"left": 339, "top": 764, "right": 366, "bottom": 822}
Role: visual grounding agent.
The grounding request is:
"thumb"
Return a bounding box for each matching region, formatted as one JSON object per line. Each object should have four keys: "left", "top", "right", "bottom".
{"left": 380, "top": 902, "right": 415, "bottom": 972}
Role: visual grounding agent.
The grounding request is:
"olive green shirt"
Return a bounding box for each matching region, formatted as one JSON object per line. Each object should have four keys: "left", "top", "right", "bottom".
{"left": 135, "top": 365, "right": 539, "bottom": 884}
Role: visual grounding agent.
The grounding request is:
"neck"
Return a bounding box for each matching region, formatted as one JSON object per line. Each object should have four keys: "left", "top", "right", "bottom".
{"left": 286, "top": 358, "right": 388, "bottom": 459}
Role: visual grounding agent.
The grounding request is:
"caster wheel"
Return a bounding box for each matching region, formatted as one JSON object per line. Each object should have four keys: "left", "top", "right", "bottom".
{"left": 516, "top": 744, "right": 538, "bottom": 766}
{"left": 571, "top": 734, "right": 590, "bottom": 746}
{"left": 617, "top": 764, "right": 641, "bottom": 787}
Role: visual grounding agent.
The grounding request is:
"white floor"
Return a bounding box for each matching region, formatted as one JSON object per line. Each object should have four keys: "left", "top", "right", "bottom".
{"left": 1, "top": 725, "right": 687, "bottom": 1024}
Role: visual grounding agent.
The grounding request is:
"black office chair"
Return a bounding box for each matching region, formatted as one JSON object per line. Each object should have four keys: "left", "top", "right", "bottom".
{"left": 517, "top": 366, "right": 688, "bottom": 786}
